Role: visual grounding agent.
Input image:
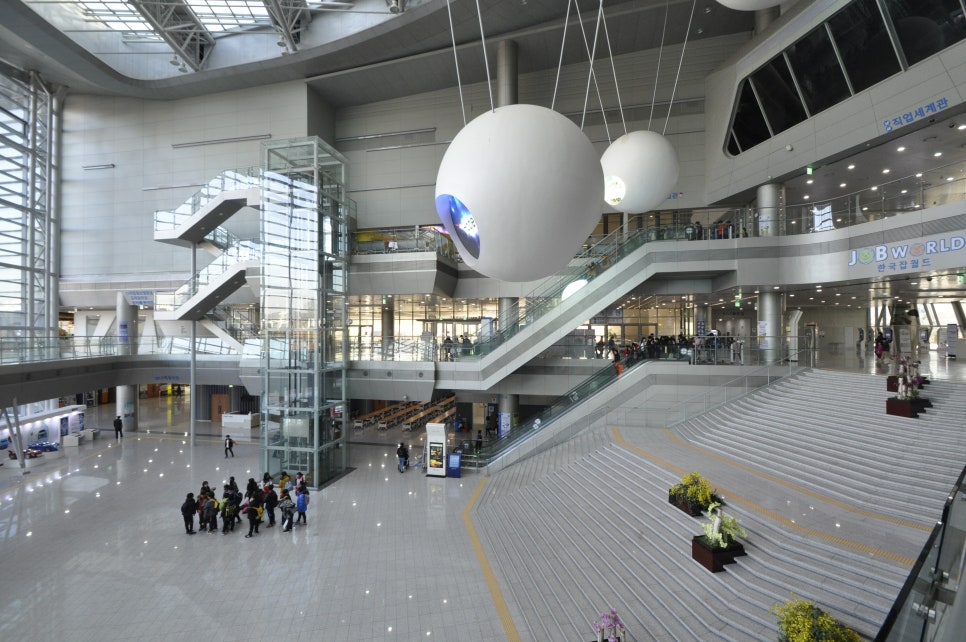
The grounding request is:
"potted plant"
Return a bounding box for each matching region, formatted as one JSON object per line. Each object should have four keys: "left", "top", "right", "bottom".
{"left": 669, "top": 471, "right": 721, "bottom": 516}
{"left": 591, "top": 608, "right": 625, "bottom": 642}
{"left": 771, "top": 597, "right": 859, "bottom": 641}
{"left": 691, "top": 501, "right": 746, "bottom": 572}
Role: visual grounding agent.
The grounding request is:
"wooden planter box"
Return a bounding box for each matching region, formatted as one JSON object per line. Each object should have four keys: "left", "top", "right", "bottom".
{"left": 886, "top": 375, "right": 899, "bottom": 392}
{"left": 668, "top": 491, "right": 703, "bottom": 517}
{"left": 886, "top": 397, "right": 932, "bottom": 418}
{"left": 691, "top": 536, "right": 746, "bottom": 573}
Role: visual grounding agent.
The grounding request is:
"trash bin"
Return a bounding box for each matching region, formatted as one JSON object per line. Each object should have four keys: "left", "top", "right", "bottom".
{"left": 446, "top": 452, "right": 462, "bottom": 478}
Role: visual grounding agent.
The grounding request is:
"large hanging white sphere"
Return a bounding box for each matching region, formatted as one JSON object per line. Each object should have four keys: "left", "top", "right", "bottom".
{"left": 716, "top": 0, "right": 780, "bottom": 10}
{"left": 435, "top": 104, "right": 603, "bottom": 282}
{"left": 600, "top": 130, "right": 679, "bottom": 213}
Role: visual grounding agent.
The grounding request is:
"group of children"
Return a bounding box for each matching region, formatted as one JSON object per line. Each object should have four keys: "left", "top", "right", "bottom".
{"left": 179, "top": 470, "right": 310, "bottom": 537}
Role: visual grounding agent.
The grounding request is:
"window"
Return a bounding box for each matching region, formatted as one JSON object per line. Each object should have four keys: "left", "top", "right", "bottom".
{"left": 828, "top": 0, "right": 901, "bottom": 92}
{"left": 750, "top": 55, "right": 808, "bottom": 134}
{"left": 785, "top": 25, "right": 852, "bottom": 115}
{"left": 884, "top": 0, "right": 966, "bottom": 66}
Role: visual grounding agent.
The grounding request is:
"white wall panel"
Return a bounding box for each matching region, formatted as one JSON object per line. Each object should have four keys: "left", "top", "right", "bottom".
{"left": 61, "top": 81, "right": 310, "bottom": 300}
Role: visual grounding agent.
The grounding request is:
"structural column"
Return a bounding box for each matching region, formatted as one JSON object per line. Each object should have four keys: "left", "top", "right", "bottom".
{"left": 497, "top": 41, "right": 521, "bottom": 341}
{"left": 381, "top": 302, "right": 394, "bottom": 360}
{"left": 115, "top": 292, "right": 138, "bottom": 433}
{"left": 497, "top": 393, "right": 518, "bottom": 438}
{"left": 756, "top": 183, "right": 781, "bottom": 237}
{"left": 758, "top": 291, "right": 784, "bottom": 364}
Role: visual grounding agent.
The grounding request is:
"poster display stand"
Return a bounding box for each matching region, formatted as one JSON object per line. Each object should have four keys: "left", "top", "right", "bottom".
{"left": 425, "top": 423, "right": 447, "bottom": 477}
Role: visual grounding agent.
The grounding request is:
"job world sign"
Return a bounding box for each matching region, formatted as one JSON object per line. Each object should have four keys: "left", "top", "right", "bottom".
{"left": 848, "top": 235, "right": 965, "bottom": 274}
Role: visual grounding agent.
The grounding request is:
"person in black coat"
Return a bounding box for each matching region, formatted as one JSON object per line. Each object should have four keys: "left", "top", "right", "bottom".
{"left": 181, "top": 493, "right": 196, "bottom": 534}
{"left": 263, "top": 484, "right": 278, "bottom": 527}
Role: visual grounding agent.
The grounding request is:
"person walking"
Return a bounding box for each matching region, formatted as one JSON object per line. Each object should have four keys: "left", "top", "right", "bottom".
{"left": 475, "top": 430, "right": 483, "bottom": 454}
{"left": 224, "top": 435, "right": 235, "bottom": 458}
{"left": 113, "top": 415, "right": 123, "bottom": 440}
{"left": 180, "top": 492, "right": 196, "bottom": 535}
{"left": 396, "top": 442, "right": 409, "bottom": 473}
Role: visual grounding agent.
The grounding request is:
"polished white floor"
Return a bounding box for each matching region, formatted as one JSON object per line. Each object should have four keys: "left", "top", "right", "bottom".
{"left": 0, "top": 346, "right": 963, "bottom": 641}
{"left": 0, "top": 397, "right": 502, "bottom": 642}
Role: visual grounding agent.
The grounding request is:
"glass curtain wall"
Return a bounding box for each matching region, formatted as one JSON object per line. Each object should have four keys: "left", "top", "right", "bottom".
{"left": 260, "top": 137, "right": 351, "bottom": 488}
{"left": 0, "top": 66, "right": 57, "bottom": 346}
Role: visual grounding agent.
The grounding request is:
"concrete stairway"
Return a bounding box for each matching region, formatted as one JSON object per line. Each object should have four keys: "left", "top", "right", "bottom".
{"left": 472, "top": 370, "right": 964, "bottom": 641}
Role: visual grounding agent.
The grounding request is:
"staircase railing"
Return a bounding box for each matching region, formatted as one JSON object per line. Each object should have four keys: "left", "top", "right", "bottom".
{"left": 155, "top": 238, "right": 262, "bottom": 312}
{"left": 153, "top": 167, "right": 261, "bottom": 234}
{"left": 471, "top": 345, "right": 813, "bottom": 472}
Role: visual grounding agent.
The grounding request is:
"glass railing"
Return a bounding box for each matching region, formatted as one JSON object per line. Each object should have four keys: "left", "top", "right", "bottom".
{"left": 350, "top": 333, "right": 803, "bottom": 368}
{"left": 153, "top": 167, "right": 261, "bottom": 233}
{"left": 876, "top": 466, "right": 966, "bottom": 642}
{"left": 350, "top": 226, "right": 459, "bottom": 261}
{"left": 0, "top": 335, "right": 242, "bottom": 365}
{"left": 465, "top": 340, "right": 808, "bottom": 471}
{"left": 155, "top": 238, "right": 262, "bottom": 312}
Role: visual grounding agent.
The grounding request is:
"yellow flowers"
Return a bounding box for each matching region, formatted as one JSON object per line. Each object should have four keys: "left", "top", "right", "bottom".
{"left": 771, "top": 598, "right": 860, "bottom": 642}
{"left": 670, "top": 471, "right": 720, "bottom": 511}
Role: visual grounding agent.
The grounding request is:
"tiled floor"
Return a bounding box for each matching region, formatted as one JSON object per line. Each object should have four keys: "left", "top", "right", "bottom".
{"left": 0, "top": 345, "right": 962, "bottom": 641}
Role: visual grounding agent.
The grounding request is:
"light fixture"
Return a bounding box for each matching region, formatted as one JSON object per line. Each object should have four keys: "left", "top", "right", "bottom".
{"left": 882, "top": 168, "right": 890, "bottom": 174}
{"left": 847, "top": 164, "right": 855, "bottom": 170}
{"left": 959, "top": 124, "right": 966, "bottom": 130}
{"left": 806, "top": 179, "right": 813, "bottom": 184}
{"left": 803, "top": 195, "right": 810, "bottom": 200}
{"left": 601, "top": 130, "right": 679, "bottom": 213}
{"left": 839, "top": 183, "right": 846, "bottom": 188}
{"left": 387, "top": 0, "right": 404, "bottom": 13}
{"left": 82, "top": 163, "right": 116, "bottom": 170}
{"left": 934, "top": 151, "right": 943, "bottom": 157}
{"left": 871, "top": 186, "right": 878, "bottom": 191}
{"left": 178, "top": 63, "right": 188, "bottom": 73}
{"left": 897, "top": 146, "right": 905, "bottom": 152}
{"left": 169, "top": 55, "right": 179, "bottom": 66}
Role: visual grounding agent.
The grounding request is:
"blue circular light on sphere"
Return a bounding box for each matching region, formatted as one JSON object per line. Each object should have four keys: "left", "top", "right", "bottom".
{"left": 435, "top": 194, "right": 480, "bottom": 259}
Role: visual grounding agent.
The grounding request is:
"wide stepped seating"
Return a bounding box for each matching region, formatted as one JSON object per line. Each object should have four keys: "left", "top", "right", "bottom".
{"left": 473, "top": 369, "right": 964, "bottom": 641}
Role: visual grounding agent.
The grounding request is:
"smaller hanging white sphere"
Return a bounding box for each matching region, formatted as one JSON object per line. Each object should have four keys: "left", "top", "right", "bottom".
{"left": 435, "top": 104, "right": 603, "bottom": 282}
{"left": 600, "top": 130, "right": 679, "bottom": 213}
{"left": 716, "top": 0, "right": 780, "bottom": 10}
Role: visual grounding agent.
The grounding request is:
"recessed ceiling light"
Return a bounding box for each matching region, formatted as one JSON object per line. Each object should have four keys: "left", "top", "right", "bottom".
{"left": 773, "top": 286, "right": 780, "bottom": 290}
{"left": 848, "top": 164, "right": 855, "bottom": 170}
{"left": 882, "top": 168, "right": 890, "bottom": 174}
{"left": 862, "top": 206, "right": 868, "bottom": 210}
{"left": 947, "top": 176, "right": 955, "bottom": 181}
{"left": 840, "top": 182, "right": 847, "bottom": 187}
{"left": 934, "top": 152, "right": 943, "bottom": 157}
{"left": 959, "top": 124, "right": 966, "bottom": 130}
{"left": 806, "top": 179, "right": 813, "bottom": 184}
{"left": 901, "top": 189, "right": 907, "bottom": 194}
{"left": 804, "top": 195, "right": 810, "bottom": 199}
{"left": 915, "top": 173, "right": 922, "bottom": 177}
{"left": 897, "top": 146, "right": 906, "bottom": 152}
{"left": 871, "top": 186, "right": 878, "bottom": 191}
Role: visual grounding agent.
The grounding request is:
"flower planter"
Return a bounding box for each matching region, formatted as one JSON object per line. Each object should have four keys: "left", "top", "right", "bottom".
{"left": 886, "top": 375, "right": 899, "bottom": 392}
{"left": 886, "top": 397, "right": 926, "bottom": 418}
{"left": 691, "top": 535, "right": 745, "bottom": 573}
{"left": 668, "top": 491, "right": 703, "bottom": 517}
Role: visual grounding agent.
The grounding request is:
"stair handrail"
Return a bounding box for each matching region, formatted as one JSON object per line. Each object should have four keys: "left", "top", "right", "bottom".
{"left": 474, "top": 345, "right": 814, "bottom": 472}
{"left": 156, "top": 238, "right": 262, "bottom": 311}
{"left": 153, "top": 166, "right": 261, "bottom": 233}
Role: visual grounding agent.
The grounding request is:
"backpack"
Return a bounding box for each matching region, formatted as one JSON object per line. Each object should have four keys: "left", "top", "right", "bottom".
{"left": 221, "top": 500, "right": 236, "bottom": 519}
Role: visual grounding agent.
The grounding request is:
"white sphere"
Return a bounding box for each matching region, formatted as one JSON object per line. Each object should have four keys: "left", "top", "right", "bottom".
{"left": 600, "top": 130, "right": 679, "bottom": 213}
{"left": 716, "top": 0, "right": 780, "bottom": 10}
{"left": 435, "top": 104, "right": 603, "bottom": 282}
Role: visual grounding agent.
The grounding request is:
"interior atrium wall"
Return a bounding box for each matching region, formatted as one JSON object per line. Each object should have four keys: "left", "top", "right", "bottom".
{"left": 58, "top": 80, "right": 311, "bottom": 300}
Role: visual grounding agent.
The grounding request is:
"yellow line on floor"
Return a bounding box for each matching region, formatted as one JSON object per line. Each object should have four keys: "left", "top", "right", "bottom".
{"left": 611, "top": 427, "right": 918, "bottom": 566}
{"left": 463, "top": 477, "right": 521, "bottom": 642}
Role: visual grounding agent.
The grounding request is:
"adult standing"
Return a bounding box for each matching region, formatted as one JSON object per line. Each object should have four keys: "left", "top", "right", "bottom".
{"left": 113, "top": 415, "right": 123, "bottom": 440}
{"left": 264, "top": 484, "right": 278, "bottom": 528}
{"left": 224, "top": 434, "right": 235, "bottom": 458}
{"left": 295, "top": 486, "right": 308, "bottom": 525}
{"left": 396, "top": 442, "right": 409, "bottom": 473}
{"left": 180, "top": 492, "right": 196, "bottom": 535}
